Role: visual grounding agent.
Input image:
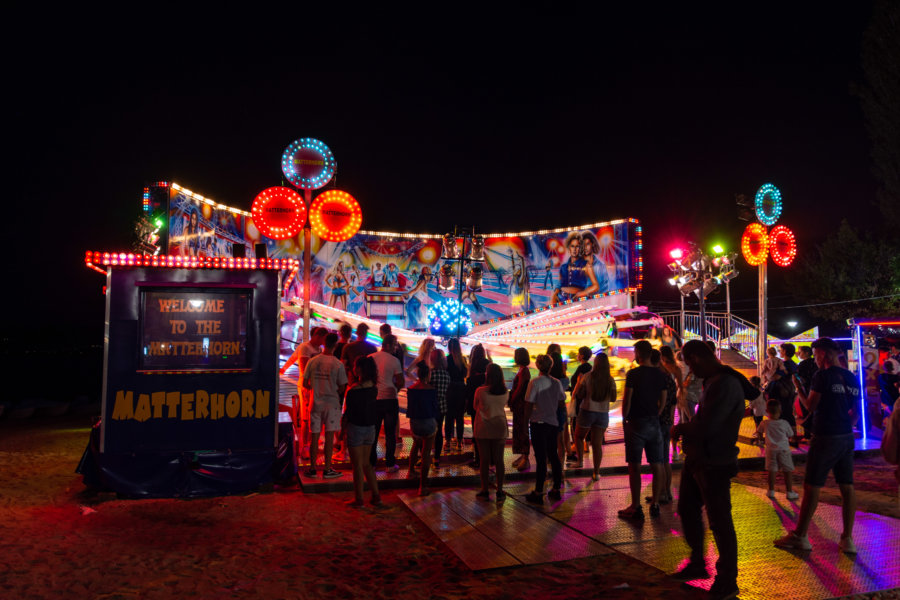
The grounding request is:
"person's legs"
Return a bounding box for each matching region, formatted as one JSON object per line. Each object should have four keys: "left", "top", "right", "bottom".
{"left": 575, "top": 424, "right": 587, "bottom": 466}
{"left": 384, "top": 401, "right": 399, "bottom": 466}
{"left": 323, "top": 431, "right": 334, "bottom": 470}
{"left": 697, "top": 464, "right": 738, "bottom": 588}
{"left": 434, "top": 413, "right": 445, "bottom": 462}
{"left": 309, "top": 432, "right": 320, "bottom": 469}
{"left": 839, "top": 483, "right": 856, "bottom": 539}
{"left": 794, "top": 484, "right": 821, "bottom": 537}
{"left": 547, "top": 427, "right": 563, "bottom": 490}
{"left": 676, "top": 461, "right": 706, "bottom": 566}
{"left": 360, "top": 445, "right": 381, "bottom": 503}
{"left": 477, "top": 438, "right": 491, "bottom": 492}
{"left": 650, "top": 462, "right": 664, "bottom": 505}
{"left": 349, "top": 445, "right": 366, "bottom": 503}
{"left": 491, "top": 439, "right": 505, "bottom": 492}
{"left": 530, "top": 422, "right": 548, "bottom": 493}
{"left": 408, "top": 436, "right": 420, "bottom": 473}
{"left": 590, "top": 426, "right": 605, "bottom": 476}
{"left": 783, "top": 471, "right": 794, "bottom": 494}
{"left": 768, "top": 470, "right": 777, "bottom": 492}
{"left": 420, "top": 434, "right": 434, "bottom": 494}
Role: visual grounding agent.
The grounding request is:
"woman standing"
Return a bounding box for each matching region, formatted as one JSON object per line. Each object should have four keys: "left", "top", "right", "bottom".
{"left": 407, "top": 338, "right": 436, "bottom": 377}
{"left": 466, "top": 344, "right": 490, "bottom": 468}
{"left": 509, "top": 348, "right": 532, "bottom": 471}
{"left": 573, "top": 353, "right": 616, "bottom": 480}
{"left": 429, "top": 348, "right": 450, "bottom": 467}
{"left": 342, "top": 356, "right": 381, "bottom": 507}
{"left": 445, "top": 338, "right": 468, "bottom": 453}
{"left": 406, "top": 363, "right": 439, "bottom": 496}
{"left": 547, "top": 343, "right": 574, "bottom": 465}
{"left": 474, "top": 363, "right": 510, "bottom": 501}
{"left": 524, "top": 354, "right": 566, "bottom": 504}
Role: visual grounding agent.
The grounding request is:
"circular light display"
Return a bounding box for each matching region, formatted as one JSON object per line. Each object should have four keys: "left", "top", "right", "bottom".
{"left": 428, "top": 298, "right": 473, "bottom": 337}
{"left": 754, "top": 183, "right": 783, "bottom": 226}
{"left": 309, "top": 190, "right": 362, "bottom": 242}
{"left": 768, "top": 225, "right": 797, "bottom": 267}
{"left": 281, "top": 138, "right": 336, "bottom": 190}
{"left": 251, "top": 187, "right": 306, "bottom": 240}
{"left": 741, "top": 222, "right": 768, "bottom": 266}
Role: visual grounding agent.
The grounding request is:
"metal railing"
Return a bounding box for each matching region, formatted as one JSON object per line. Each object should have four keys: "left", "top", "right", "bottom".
{"left": 658, "top": 311, "right": 760, "bottom": 363}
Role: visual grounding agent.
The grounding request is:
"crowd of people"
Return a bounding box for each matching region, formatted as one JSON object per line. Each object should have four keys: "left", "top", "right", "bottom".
{"left": 290, "top": 321, "right": 877, "bottom": 600}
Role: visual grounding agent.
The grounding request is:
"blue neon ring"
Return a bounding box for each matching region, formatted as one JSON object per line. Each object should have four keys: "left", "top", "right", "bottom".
{"left": 754, "top": 183, "right": 782, "bottom": 226}
{"left": 281, "top": 138, "right": 336, "bottom": 190}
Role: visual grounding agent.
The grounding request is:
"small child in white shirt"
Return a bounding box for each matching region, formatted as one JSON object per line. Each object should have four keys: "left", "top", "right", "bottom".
{"left": 761, "top": 347, "right": 785, "bottom": 387}
{"left": 749, "top": 376, "right": 767, "bottom": 444}
{"left": 757, "top": 399, "right": 799, "bottom": 500}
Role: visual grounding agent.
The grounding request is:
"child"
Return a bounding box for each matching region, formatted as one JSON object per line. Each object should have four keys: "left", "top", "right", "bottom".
{"left": 761, "top": 346, "right": 784, "bottom": 387}
{"left": 757, "top": 399, "right": 799, "bottom": 500}
{"left": 749, "top": 376, "right": 767, "bottom": 445}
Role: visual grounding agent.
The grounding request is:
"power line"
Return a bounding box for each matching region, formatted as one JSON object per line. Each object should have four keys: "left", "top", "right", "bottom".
{"left": 769, "top": 293, "right": 900, "bottom": 310}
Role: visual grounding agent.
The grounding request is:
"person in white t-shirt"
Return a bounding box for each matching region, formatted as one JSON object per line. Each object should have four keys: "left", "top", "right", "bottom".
{"left": 757, "top": 399, "right": 798, "bottom": 500}
{"left": 295, "top": 327, "right": 327, "bottom": 459}
{"left": 369, "top": 334, "right": 406, "bottom": 471}
{"left": 303, "top": 332, "right": 347, "bottom": 479}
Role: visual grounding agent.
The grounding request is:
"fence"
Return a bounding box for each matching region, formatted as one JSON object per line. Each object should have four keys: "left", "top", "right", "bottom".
{"left": 658, "top": 311, "right": 760, "bottom": 363}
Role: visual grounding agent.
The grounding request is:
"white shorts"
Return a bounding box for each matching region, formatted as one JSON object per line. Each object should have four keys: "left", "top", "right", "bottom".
{"left": 310, "top": 403, "right": 342, "bottom": 433}
{"left": 765, "top": 447, "right": 794, "bottom": 472}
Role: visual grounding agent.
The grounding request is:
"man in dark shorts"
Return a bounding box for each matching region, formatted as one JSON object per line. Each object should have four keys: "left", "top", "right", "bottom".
{"left": 670, "top": 340, "right": 745, "bottom": 600}
{"left": 776, "top": 337, "right": 860, "bottom": 554}
{"left": 618, "top": 340, "right": 668, "bottom": 520}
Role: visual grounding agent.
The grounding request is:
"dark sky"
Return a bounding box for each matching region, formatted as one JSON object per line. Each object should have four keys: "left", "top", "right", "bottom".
{"left": 7, "top": 4, "right": 879, "bottom": 345}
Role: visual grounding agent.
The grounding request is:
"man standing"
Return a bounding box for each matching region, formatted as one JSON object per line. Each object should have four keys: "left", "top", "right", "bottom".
{"left": 302, "top": 333, "right": 347, "bottom": 479}
{"left": 369, "top": 334, "right": 406, "bottom": 471}
{"left": 618, "top": 339, "right": 668, "bottom": 520}
{"left": 295, "top": 327, "right": 327, "bottom": 460}
{"left": 777, "top": 337, "right": 860, "bottom": 554}
{"left": 796, "top": 345, "right": 818, "bottom": 440}
{"left": 341, "top": 323, "right": 377, "bottom": 386}
{"left": 333, "top": 323, "right": 353, "bottom": 369}
{"left": 670, "top": 340, "right": 745, "bottom": 600}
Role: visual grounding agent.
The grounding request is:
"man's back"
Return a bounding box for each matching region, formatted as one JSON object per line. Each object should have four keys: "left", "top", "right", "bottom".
{"left": 625, "top": 365, "right": 667, "bottom": 419}
{"left": 692, "top": 368, "right": 744, "bottom": 465}
{"left": 810, "top": 366, "right": 858, "bottom": 436}
{"left": 304, "top": 354, "right": 346, "bottom": 405}
{"left": 372, "top": 350, "right": 402, "bottom": 400}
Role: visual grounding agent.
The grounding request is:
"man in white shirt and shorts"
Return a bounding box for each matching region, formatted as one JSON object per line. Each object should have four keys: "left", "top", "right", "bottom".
{"left": 302, "top": 332, "right": 347, "bottom": 478}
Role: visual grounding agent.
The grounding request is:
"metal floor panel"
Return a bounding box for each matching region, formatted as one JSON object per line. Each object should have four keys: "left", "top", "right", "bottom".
{"left": 404, "top": 473, "right": 900, "bottom": 598}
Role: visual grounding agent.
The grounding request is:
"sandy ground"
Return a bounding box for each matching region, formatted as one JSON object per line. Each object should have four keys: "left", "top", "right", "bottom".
{"left": 1, "top": 414, "right": 898, "bottom": 600}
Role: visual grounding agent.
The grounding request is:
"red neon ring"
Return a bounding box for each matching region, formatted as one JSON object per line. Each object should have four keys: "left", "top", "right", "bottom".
{"left": 769, "top": 225, "right": 797, "bottom": 267}
{"left": 741, "top": 222, "right": 768, "bottom": 266}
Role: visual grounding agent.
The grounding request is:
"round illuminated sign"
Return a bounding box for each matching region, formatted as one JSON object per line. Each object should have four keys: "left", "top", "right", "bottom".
{"left": 281, "top": 138, "right": 336, "bottom": 190}
{"left": 741, "top": 222, "right": 768, "bottom": 266}
{"left": 251, "top": 187, "right": 306, "bottom": 240}
{"left": 309, "top": 190, "right": 362, "bottom": 242}
{"left": 755, "top": 183, "right": 782, "bottom": 226}
{"left": 768, "top": 225, "right": 797, "bottom": 267}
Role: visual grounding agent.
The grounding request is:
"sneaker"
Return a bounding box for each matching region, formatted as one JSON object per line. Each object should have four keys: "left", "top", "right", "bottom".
{"left": 670, "top": 561, "right": 709, "bottom": 581}
{"left": 322, "top": 469, "right": 342, "bottom": 479}
{"left": 838, "top": 536, "right": 858, "bottom": 554}
{"left": 766, "top": 489, "right": 776, "bottom": 499}
{"left": 708, "top": 580, "right": 739, "bottom": 600}
{"left": 649, "top": 503, "right": 661, "bottom": 518}
{"left": 786, "top": 491, "right": 800, "bottom": 500}
{"left": 386, "top": 464, "right": 400, "bottom": 473}
{"left": 495, "top": 490, "right": 507, "bottom": 502}
{"left": 525, "top": 491, "right": 544, "bottom": 504}
{"left": 774, "top": 531, "right": 811, "bottom": 550}
{"left": 475, "top": 490, "right": 490, "bottom": 500}
{"left": 590, "top": 472, "right": 599, "bottom": 482}
{"left": 303, "top": 467, "right": 317, "bottom": 478}
{"left": 566, "top": 453, "right": 578, "bottom": 463}
{"left": 345, "top": 498, "right": 364, "bottom": 508}
{"left": 617, "top": 506, "right": 645, "bottom": 521}
{"left": 548, "top": 488, "right": 562, "bottom": 501}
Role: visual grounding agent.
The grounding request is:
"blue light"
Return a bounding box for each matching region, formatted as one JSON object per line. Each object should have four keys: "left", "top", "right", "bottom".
{"left": 427, "top": 298, "right": 473, "bottom": 337}
{"left": 755, "top": 183, "right": 783, "bottom": 226}
{"left": 281, "top": 138, "right": 336, "bottom": 190}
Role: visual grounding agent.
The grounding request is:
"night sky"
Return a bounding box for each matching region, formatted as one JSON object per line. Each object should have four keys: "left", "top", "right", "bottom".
{"left": 7, "top": 5, "right": 880, "bottom": 347}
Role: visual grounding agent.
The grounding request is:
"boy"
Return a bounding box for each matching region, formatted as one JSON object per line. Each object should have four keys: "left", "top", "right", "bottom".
{"left": 757, "top": 399, "right": 799, "bottom": 500}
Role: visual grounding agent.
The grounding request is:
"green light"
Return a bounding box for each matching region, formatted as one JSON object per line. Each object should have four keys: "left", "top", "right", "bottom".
{"left": 154, "top": 218, "right": 163, "bottom": 228}
{"left": 712, "top": 244, "right": 724, "bottom": 254}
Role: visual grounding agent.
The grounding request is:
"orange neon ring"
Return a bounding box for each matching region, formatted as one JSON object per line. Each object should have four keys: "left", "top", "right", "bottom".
{"left": 309, "top": 190, "right": 362, "bottom": 242}
{"left": 768, "top": 225, "right": 797, "bottom": 267}
{"left": 251, "top": 187, "right": 307, "bottom": 240}
{"left": 741, "top": 222, "right": 768, "bottom": 266}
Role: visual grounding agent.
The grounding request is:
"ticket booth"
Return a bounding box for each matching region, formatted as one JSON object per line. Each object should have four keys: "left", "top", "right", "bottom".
{"left": 851, "top": 318, "right": 900, "bottom": 440}
{"left": 78, "top": 252, "right": 295, "bottom": 497}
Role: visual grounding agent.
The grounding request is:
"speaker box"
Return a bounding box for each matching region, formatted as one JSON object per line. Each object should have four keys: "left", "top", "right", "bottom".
{"left": 232, "top": 244, "right": 246, "bottom": 258}
{"left": 255, "top": 243, "right": 267, "bottom": 259}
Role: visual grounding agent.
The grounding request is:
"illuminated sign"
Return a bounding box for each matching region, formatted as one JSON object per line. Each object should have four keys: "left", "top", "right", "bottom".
{"left": 309, "top": 190, "right": 362, "bottom": 242}
{"left": 281, "top": 138, "right": 336, "bottom": 190}
{"left": 251, "top": 187, "right": 306, "bottom": 240}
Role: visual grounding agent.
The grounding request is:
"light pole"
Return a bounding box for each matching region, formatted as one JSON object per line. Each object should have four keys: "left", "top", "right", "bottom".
{"left": 667, "top": 243, "right": 738, "bottom": 343}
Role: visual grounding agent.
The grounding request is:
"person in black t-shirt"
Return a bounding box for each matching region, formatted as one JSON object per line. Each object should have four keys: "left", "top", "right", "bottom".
{"left": 342, "top": 356, "right": 381, "bottom": 507}
{"left": 795, "top": 346, "right": 818, "bottom": 439}
{"left": 776, "top": 337, "right": 860, "bottom": 554}
{"left": 618, "top": 340, "right": 668, "bottom": 520}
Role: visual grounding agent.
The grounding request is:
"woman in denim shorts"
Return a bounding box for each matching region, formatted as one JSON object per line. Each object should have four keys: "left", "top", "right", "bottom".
{"left": 573, "top": 353, "right": 616, "bottom": 480}
{"left": 342, "top": 356, "right": 381, "bottom": 507}
{"left": 407, "top": 362, "right": 439, "bottom": 496}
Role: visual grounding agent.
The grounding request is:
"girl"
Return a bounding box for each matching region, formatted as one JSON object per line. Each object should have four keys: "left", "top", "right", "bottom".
{"left": 509, "top": 348, "right": 532, "bottom": 471}
{"left": 406, "top": 363, "right": 439, "bottom": 496}
{"left": 573, "top": 353, "right": 616, "bottom": 481}
{"left": 445, "top": 338, "right": 468, "bottom": 453}
{"left": 342, "top": 356, "right": 381, "bottom": 507}
{"left": 474, "top": 363, "right": 510, "bottom": 501}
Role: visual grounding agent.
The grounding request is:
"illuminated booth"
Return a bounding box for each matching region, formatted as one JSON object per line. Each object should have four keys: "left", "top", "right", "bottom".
{"left": 851, "top": 318, "right": 900, "bottom": 441}
{"left": 78, "top": 252, "right": 298, "bottom": 498}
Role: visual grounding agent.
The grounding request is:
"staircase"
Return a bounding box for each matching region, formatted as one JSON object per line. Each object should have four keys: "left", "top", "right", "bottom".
{"left": 719, "top": 348, "right": 758, "bottom": 380}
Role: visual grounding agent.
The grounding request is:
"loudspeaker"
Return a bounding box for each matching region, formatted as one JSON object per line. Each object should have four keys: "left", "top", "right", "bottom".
{"left": 255, "top": 243, "right": 267, "bottom": 259}
{"left": 232, "top": 244, "right": 246, "bottom": 258}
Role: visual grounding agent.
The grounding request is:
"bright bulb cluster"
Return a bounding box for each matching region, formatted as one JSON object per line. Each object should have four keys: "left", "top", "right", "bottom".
{"left": 755, "top": 183, "right": 783, "bottom": 226}
{"left": 281, "top": 138, "right": 336, "bottom": 190}
{"left": 768, "top": 225, "right": 797, "bottom": 267}
{"left": 428, "top": 298, "right": 473, "bottom": 337}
